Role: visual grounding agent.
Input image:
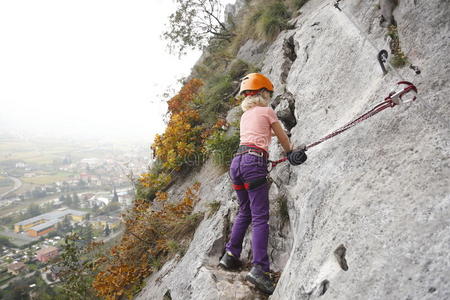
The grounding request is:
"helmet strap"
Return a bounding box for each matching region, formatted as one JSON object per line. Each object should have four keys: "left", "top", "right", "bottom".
{"left": 243, "top": 90, "right": 261, "bottom": 97}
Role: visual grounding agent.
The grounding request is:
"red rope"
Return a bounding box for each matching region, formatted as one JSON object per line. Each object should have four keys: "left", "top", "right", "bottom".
{"left": 305, "top": 99, "right": 395, "bottom": 150}
{"left": 269, "top": 98, "right": 396, "bottom": 169}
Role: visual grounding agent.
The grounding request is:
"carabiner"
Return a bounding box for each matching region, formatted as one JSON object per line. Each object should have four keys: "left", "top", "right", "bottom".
{"left": 387, "top": 81, "right": 418, "bottom": 105}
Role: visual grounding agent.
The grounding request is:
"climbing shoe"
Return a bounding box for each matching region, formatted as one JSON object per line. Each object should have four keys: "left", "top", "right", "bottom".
{"left": 245, "top": 264, "right": 275, "bottom": 295}
{"left": 219, "top": 251, "right": 242, "bottom": 270}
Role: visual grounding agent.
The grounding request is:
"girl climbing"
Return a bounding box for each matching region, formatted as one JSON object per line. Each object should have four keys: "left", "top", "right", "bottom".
{"left": 219, "top": 73, "right": 307, "bottom": 295}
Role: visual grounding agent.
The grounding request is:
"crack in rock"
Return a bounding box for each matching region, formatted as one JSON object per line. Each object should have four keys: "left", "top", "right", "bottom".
{"left": 221, "top": 208, "right": 231, "bottom": 257}
{"left": 304, "top": 44, "right": 309, "bottom": 63}
{"left": 272, "top": 92, "right": 297, "bottom": 131}
{"left": 334, "top": 244, "right": 349, "bottom": 271}
{"left": 280, "top": 35, "right": 298, "bottom": 84}
{"left": 379, "top": 0, "right": 398, "bottom": 27}
{"left": 317, "top": 279, "right": 330, "bottom": 296}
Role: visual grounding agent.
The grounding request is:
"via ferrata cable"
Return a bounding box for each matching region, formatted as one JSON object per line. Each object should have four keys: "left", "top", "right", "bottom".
{"left": 268, "top": 81, "right": 418, "bottom": 169}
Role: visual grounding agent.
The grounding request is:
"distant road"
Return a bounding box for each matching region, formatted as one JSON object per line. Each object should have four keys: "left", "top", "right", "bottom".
{"left": 0, "top": 175, "right": 23, "bottom": 200}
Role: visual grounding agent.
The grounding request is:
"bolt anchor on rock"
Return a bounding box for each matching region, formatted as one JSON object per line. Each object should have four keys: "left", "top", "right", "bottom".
{"left": 378, "top": 50, "right": 389, "bottom": 75}
{"left": 409, "top": 64, "right": 421, "bottom": 75}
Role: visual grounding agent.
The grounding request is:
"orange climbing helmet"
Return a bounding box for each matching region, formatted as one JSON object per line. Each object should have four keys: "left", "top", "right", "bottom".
{"left": 239, "top": 73, "right": 274, "bottom": 96}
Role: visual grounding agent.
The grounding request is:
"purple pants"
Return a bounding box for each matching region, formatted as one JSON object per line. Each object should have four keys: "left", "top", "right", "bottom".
{"left": 226, "top": 153, "right": 270, "bottom": 272}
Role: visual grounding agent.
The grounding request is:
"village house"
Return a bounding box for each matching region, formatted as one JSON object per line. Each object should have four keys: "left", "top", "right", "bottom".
{"left": 7, "top": 261, "right": 27, "bottom": 275}
{"left": 91, "top": 215, "right": 121, "bottom": 230}
{"left": 36, "top": 246, "right": 59, "bottom": 263}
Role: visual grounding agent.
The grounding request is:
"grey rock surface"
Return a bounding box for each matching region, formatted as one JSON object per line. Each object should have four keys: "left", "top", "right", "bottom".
{"left": 137, "top": 0, "right": 449, "bottom": 299}
{"left": 273, "top": 92, "right": 297, "bottom": 131}
{"left": 236, "top": 39, "right": 270, "bottom": 69}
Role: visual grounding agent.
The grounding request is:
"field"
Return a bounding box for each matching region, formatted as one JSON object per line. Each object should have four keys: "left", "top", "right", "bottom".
{"left": 0, "top": 186, "right": 13, "bottom": 195}
{"left": 0, "top": 140, "right": 81, "bottom": 165}
{"left": 21, "top": 171, "right": 74, "bottom": 185}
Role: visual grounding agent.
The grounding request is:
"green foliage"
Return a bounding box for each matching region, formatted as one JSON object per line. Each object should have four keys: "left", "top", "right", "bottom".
{"left": 200, "top": 75, "right": 235, "bottom": 125}
{"left": 92, "top": 184, "right": 202, "bottom": 298}
{"left": 204, "top": 130, "right": 240, "bottom": 168}
{"left": 255, "top": 2, "right": 292, "bottom": 40}
{"left": 0, "top": 235, "right": 14, "bottom": 248}
{"left": 169, "top": 212, "right": 204, "bottom": 241}
{"left": 26, "top": 203, "right": 42, "bottom": 218}
{"left": 207, "top": 201, "right": 221, "bottom": 217}
{"left": 292, "top": 0, "right": 309, "bottom": 10}
{"left": 163, "top": 0, "right": 234, "bottom": 55}
{"left": 166, "top": 239, "right": 180, "bottom": 253}
{"left": 57, "top": 233, "right": 98, "bottom": 299}
{"left": 387, "top": 25, "right": 408, "bottom": 68}
{"left": 229, "top": 59, "right": 250, "bottom": 80}
{"left": 390, "top": 54, "right": 408, "bottom": 67}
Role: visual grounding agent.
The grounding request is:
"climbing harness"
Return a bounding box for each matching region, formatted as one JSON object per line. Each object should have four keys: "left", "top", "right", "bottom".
{"left": 230, "top": 144, "right": 270, "bottom": 191}
{"left": 232, "top": 177, "right": 268, "bottom": 191}
{"left": 235, "top": 144, "right": 269, "bottom": 160}
{"left": 268, "top": 81, "right": 418, "bottom": 170}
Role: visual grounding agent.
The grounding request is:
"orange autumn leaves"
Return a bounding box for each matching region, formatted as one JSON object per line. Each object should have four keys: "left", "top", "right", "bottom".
{"left": 152, "top": 78, "right": 204, "bottom": 170}
{"left": 92, "top": 183, "right": 202, "bottom": 299}
{"left": 92, "top": 79, "right": 222, "bottom": 299}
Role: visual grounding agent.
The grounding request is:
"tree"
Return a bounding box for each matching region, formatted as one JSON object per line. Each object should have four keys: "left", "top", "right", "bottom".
{"left": 92, "top": 203, "right": 99, "bottom": 216}
{"left": 61, "top": 215, "right": 72, "bottom": 233}
{"left": 26, "top": 203, "right": 41, "bottom": 218}
{"left": 3, "top": 280, "right": 29, "bottom": 300}
{"left": 57, "top": 233, "right": 98, "bottom": 299}
{"left": 81, "top": 224, "right": 94, "bottom": 246}
{"left": 163, "top": 0, "right": 234, "bottom": 55}
{"left": 72, "top": 193, "right": 80, "bottom": 208}
{"left": 64, "top": 194, "right": 73, "bottom": 207}
{"left": 0, "top": 236, "right": 14, "bottom": 248}
{"left": 111, "top": 187, "right": 119, "bottom": 203}
{"left": 103, "top": 224, "right": 111, "bottom": 237}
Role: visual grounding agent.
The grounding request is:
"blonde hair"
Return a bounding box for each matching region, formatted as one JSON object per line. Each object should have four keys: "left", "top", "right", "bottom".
{"left": 240, "top": 93, "right": 270, "bottom": 112}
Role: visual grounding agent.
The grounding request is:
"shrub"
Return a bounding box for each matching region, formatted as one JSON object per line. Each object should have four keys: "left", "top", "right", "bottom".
{"left": 200, "top": 75, "right": 236, "bottom": 125}
{"left": 167, "top": 78, "right": 203, "bottom": 113}
{"left": 390, "top": 53, "right": 408, "bottom": 68}
{"left": 255, "top": 2, "right": 291, "bottom": 40}
{"left": 204, "top": 130, "right": 240, "bottom": 168}
{"left": 153, "top": 109, "right": 204, "bottom": 170}
{"left": 207, "top": 201, "right": 221, "bottom": 217}
{"left": 386, "top": 25, "right": 408, "bottom": 68}
{"left": 93, "top": 183, "right": 203, "bottom": 299}
{"left": 137, "top": 171, "right": 172, "bottom": 202}
{"left": 292, "top": 0, "right": 309, "bottom": 10}
{"left": 229, "top": 59, "right": 250, "bottom": 80}
{"left": 151, "top": 78, "right": 206, "bottom": 171}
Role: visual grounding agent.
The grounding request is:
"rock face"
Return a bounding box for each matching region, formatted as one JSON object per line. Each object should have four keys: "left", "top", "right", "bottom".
{"left": 136, "top": 0, "right": 449, "bottom": 299}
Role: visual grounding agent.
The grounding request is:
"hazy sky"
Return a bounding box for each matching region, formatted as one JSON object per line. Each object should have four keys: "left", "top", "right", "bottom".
{"left": 0, "top": 0, "right": 234, "bottom": 143}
